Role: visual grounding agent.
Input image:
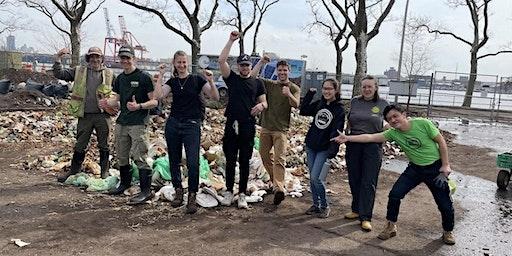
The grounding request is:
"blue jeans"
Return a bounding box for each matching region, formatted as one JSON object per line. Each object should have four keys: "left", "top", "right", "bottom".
{"left": 386, "top": 160, "right": 455, "bottom": 231}
{"left": 165, "top": 117, "right": 201, "bottom": 193}
{"left": 346, "top": 142, "right": 382, "bottom": 221}
{"left": 306, "top": 147, "right": 330, "bottom": 208}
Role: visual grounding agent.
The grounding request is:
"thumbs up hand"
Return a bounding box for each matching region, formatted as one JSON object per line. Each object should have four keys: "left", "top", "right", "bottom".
{"left": 127, "top": 95, "right": 140, "bottom": 111}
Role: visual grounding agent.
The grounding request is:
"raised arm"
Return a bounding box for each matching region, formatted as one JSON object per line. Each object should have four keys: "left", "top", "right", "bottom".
{"left": 201, "top": 69, "right": 220, "bottom": 101}
{"left": 433, "top": 134, "right": 452, "bottom": 176}
{"left": 250, "top": 55, "right": 270, "bottom": 77}
{"left": 52, "top": 48, "right": 75, "bottom": 81}
{"left": 219, "top": 31, "right": 240, "bottom": 79}
{"left": 299, "top": 88, "right": 318, "bottom": 116}
{"left": 283, "top": 84, "right": 300, "bottom": 108}
{"left": 153, "top": 64, "right": 171, "bottom": 100}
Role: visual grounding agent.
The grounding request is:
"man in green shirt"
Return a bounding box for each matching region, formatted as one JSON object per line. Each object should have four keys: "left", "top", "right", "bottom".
{"left": 331, "top": 104, "right": 455, "bottom": 245}
{"left": 251, "top": 56, "right": 300, "bottom": 207}
{"left": 100, "top": 46, "right": 158, "bottom": 205}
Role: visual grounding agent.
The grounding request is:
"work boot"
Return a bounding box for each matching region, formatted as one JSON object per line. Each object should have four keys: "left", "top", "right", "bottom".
{"left": 99, "top": 150, "right": 110, "bottom": 179}
{"left": 344, "top": 211, "right": 359, "bottom": 220}
{"left": 305, "top": 205, "right": 320, "bottom": 215}
{"left": 186, "top": 192, "right": 198, "bottom": 214}
{"left": 128, "top": 168, "right": 153, "bottom": 205}
{"left": 273, "top": 191, "right": 285, "bottom": 205}
{"left": 109, "top": 165, "right": 132, "bottom": 195}
{"left": 171, "top": 187, "right": 184, "bottom": 207}
{"left": 361, "top": 221, "right": 372, "bottom": 232}
{"left": 378, "top": 222, "right": 397, "bottom": 240}
{"left": 442, "top": 231, "right": 456, "bottom": 245}
{"left": 57, "top": 151, "right": 85, "bottom": 183}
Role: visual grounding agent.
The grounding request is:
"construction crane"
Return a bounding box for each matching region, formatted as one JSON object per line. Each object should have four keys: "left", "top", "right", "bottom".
{"left": 102, "top": 8, "right": 148, "bottom": 63}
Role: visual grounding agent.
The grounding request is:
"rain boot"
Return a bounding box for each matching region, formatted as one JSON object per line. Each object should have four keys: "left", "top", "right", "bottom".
{"left": 128, "top": 168, "right": 153, "bottom": 205}
{"left": 99, "top": 150, "right": 110, "bottom": 179}
{"left": 171, "top": 187, "right": 184, "bottom": 207}
{"left": 186, "top": 192, "right": 198, "bottom": 214}
{"left": 109, "top": 165, "right": 132, "bottom": 195}
{"left": 57, "top": 151, "right": 85, "bottom": 183}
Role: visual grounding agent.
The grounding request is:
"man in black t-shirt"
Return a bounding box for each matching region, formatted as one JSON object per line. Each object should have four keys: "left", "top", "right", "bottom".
{"left": 99, "top": 45, "right": 158, "bottom": 205}
{"left": 218, "top": 31, "right": 268, "bottom": 209}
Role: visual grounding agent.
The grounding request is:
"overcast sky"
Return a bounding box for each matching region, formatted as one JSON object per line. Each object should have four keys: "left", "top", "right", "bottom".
{"left": 6, "top": 0, "right": 512, "bottom": 78}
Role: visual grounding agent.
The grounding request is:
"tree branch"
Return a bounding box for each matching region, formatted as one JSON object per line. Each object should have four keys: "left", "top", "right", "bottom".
{"left": 200, "top": 0, "right": 219, "bottom": 32}
{"left": 83, "top": 0, "right": 107, "bottom": 22}
{"left": 368, "top": 0, "right": 396, "bottom": 40}
{"left": 477, "top": 50, "right": 512, "bottom": 59}
{"left": 417, "top": 24, "right": 472, "bottom": 46}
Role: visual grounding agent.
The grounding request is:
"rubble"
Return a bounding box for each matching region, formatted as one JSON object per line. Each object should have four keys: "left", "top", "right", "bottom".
{"left": 1, "top": 100, "right": 406, "bottom": 209}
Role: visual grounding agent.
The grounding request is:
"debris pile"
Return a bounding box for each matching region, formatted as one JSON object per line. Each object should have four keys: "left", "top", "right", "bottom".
{"left": 2, "top": 103, "right": 405, "bottom": 207}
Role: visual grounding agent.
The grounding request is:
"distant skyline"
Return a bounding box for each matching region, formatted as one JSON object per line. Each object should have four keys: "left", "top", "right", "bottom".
{"left": 4, "top": 0, "right": 512, "bottom": 77}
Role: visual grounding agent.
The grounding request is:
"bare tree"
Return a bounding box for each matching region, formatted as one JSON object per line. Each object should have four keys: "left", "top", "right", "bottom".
{"left": 306, "top": 0, "right": 350, "bottom": 82}
{"left": 120, "top": 0, "right": 219, "bottom": 73}
{"left": 0, "top": 0, "right": 26, "bottom": 35}
{"left": 396, "top": 19, "right": 434, "bottom": 111}
{"left": 331, "top": 0, "right": 396, "bottom": 96}
{"left": 20, "top": 0, "right": 106, "bottom": 67}
{"left": 217, "top": 0, "right": 257, "bottom": 54}
{"left": 416, "top": 0, "right": 512, "bottom": 107}
{"left": 251, "top": 0, "right": 279, "bottom": 55}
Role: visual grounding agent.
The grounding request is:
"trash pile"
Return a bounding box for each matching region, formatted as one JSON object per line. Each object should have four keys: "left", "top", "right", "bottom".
{"left": 2, "top": 101, "right": 405, "bottom": 208}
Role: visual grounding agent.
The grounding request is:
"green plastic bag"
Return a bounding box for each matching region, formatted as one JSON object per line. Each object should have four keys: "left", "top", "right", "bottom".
{"left": 253, "top": 136, "right": 260, "bottom": 150}
{"left": 448, "top": 178, "right": 457, "bottom": 195}
{"left": 86, "top": 176, "right": 119, "bottom": 192}
{"left": 153, "top": 156, "right": 172, "bottom": 181}
{"left": 64, "top": 173, "right": 89, "bottom": 186}
{"left": 199, "top": 155, "right": 210, "bottom": 180}
{"left": 131, "top": 162, "right": 139, "bottom": 181}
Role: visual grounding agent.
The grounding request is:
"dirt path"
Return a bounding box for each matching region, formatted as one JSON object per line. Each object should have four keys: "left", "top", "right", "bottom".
{"left": 0, "top": 140, "right": 474, "bottom": 256}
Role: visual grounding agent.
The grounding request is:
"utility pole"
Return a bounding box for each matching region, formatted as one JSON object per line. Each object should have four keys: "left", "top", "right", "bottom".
{"left": 395, "top": 0, "right": 410, "bottom": 103}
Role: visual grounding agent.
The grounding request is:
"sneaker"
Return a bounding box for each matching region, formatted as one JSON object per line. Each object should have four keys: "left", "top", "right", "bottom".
{"left": 305, "top": 205, "right": 320, "bottom": 215}
{"left": 220, "top": 191, "right": 234, "bottom": 206}
{"left": 361, "top": 221, "right": 372, "bottom": 232}
{"left": 316, "top": 206, "right": 331, "bottom": 218}
{"left": 238, "top": 194, "right": 248, "bottom": 209}
{"left": 442, "top": 231, "right": 456, "bottom": 245}
{"left": 377, "top": 222, "right": 397, "bottom": 240}
{"left": 273, "top": 191, "right": 285, "bottom": 205}
{"left": 344, "top": 211, "right": 359, "bottom": 220}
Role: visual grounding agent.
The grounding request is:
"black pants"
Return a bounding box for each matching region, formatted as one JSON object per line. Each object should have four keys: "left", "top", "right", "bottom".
{"left": 165, "top": 117, "right": 201, "bottom": 193}
{"left": 223, "top": 118, "right": 255, "bottom": 194}
{"left": 345, "top": 142, "right": 382, "bottom": 221}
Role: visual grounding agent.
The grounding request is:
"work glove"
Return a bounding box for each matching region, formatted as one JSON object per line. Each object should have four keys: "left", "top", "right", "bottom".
{"left": 433, "top": 173, "right": 448, "bottom": 189}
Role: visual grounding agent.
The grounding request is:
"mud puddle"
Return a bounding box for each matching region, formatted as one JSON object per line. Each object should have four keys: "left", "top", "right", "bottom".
{"left": 383, "top": 159, "right": 512, "bottom": 255}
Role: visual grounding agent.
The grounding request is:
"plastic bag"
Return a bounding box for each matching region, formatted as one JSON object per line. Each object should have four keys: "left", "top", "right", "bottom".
{"left": 448, "top": 178, "right": 457, "bottom": 195}
{"left": 253, "top": 136, "right": 260, "bottom": 150}
{"left": 86, "top": 176, "right": 119, "bottom": 192}
{"left": 199, "top": 155, "right": 210, "bottom": 180}
{"left": 153, "top": 156, "right": 172, "bottom": 181}
{"left": 64, "top": 173, "right": 89, "bottom": 186}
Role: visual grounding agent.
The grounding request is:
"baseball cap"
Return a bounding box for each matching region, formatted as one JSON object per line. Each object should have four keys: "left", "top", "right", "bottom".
{"left": 86, "top": 47, "right": 103, "bottom": 56}
{"left": 118, "top": 45, "right": 135, "bottom": 58}
{"left": 237, "top": 54, "right": 252, "bottom": 65}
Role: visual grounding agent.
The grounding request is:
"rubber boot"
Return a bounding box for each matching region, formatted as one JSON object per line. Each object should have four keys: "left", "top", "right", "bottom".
{"left": 99, "top": 150, "right": 110, "bottom": 179}
{"left": 186, "top": 192, "right": 198, "bottom": 214}
{"left": 128, "top": 168, "right": 153, "bottom": 205}
{"left": 109, "top": 165, "right": 132, "bottom": 195}
{"left": 57, "top": 151, "right": 85, "bottom": 183}
{"left": 171, "top": 187, "right": 184, "bottom": 207}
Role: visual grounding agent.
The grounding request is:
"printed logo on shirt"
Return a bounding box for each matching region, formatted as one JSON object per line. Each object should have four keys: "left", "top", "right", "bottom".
{"left": 315, "top": 108, "right": 333, "bottom": 129}
{"left": 130, "top": 81, "right": 139, "bottom": 87}
{"left": 371, "top": 106, "right": 380, "bottom": 114}
{"left": 406, "top": 137, "right": 422, "bottom": 149}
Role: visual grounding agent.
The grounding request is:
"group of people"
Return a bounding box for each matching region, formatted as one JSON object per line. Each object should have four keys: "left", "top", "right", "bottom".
{"left": 53, "top": 31, "right": 455, "bottom": 245}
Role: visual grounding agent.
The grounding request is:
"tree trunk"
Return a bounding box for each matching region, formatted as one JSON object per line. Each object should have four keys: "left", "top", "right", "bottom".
{"left": 70, "top": 22, "right": 81, "bottom": 68}
{"left": 335, "top": 44, "right": 343, "bottom": 83}
{"left": 191, "top": 22, "right": 200, "bottom": 74}
{"left": 353, "top": 32, "right": 368, "bottom": 96}
{"left": 251, "top": 17, "right": 263, "bottom": 56}
{"left": 239, "top": 33, "right": 245, "bottom": 54}
{"left": 407, "top": 80, "right": 412, "bottom": 112}
{"left": 462, "top": 50, "right": 478, "bottom": 107}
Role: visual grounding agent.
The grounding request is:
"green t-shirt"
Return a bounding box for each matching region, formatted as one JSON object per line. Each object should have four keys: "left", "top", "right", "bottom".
{"left": 259, "top": 79, "right": 300, "bottom": 131}
{"left": 383, "top": 118, "right": 441, "bottom": 166}
{"left": 113, "top": 68, "right": 154, "bottom": 125}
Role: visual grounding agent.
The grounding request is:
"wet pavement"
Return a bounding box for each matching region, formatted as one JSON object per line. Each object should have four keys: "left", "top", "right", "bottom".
{"left": 383, "top": 137, "right": 512, "bottom": 256}
{"left": 434, "top": 117, "right": 512, "bottom": 153}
